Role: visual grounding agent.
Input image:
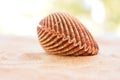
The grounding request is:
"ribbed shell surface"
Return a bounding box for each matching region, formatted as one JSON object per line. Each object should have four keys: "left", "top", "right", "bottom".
{"left": 37, "top": 12, "right": 99, "bottom": 56}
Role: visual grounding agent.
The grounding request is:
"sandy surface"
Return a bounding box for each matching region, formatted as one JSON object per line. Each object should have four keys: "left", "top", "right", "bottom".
{"left": 0, "top": 35, "right": 120, "bottom": 80}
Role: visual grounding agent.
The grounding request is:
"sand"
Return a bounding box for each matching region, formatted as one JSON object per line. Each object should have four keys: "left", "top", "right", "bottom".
{"left": 0, "top": 35, "right": 120, "bottom": 80}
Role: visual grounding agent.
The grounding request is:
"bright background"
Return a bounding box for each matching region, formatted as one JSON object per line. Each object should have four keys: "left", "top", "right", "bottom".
{"left": 0, "top": 0, "right": 120, "bottom": 38}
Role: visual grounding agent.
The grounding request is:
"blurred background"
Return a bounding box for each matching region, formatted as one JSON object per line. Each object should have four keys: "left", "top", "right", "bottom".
{"left": 0, "top": 0, "right": 120, "bottom": 38}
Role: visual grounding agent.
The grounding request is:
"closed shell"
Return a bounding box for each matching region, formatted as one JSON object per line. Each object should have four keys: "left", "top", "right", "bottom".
{"left": 37, "top": 12, "right": 99, "bottom": 56}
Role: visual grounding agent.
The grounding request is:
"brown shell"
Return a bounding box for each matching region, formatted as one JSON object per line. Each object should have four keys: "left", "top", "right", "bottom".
{"left": 37, "top": 12, "right": 99, "bottom": 56}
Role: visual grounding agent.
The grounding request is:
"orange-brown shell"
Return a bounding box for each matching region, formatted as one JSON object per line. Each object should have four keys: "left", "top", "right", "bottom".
{"left": 37, "top": 12, "right": 99, "bottom": 56}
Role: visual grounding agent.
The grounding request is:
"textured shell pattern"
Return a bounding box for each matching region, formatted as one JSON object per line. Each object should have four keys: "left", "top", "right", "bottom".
{"left": 37, "top": 12, "right": 99, "bottom": 56}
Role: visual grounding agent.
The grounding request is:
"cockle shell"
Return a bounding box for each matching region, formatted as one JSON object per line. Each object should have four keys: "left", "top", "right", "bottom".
{"left": 37, "top": 12, "right": 99, "bottom": 56}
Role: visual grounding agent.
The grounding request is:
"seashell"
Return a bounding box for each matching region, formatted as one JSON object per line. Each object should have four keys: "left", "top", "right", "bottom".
{"left": 37, "top": 12, "right": 99, "bottom": 56}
